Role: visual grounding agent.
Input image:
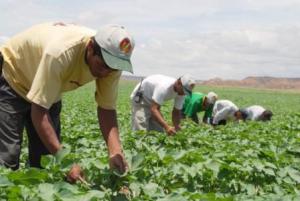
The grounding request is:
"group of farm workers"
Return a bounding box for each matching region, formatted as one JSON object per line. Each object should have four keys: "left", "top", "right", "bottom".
{"left": 0, "top": 22, "right": 272, "bottom": 183}
{"left": 130, "top": 74, "right": 273, "bottom": 135}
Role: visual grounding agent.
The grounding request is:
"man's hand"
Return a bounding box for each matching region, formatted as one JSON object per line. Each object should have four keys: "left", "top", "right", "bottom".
{"left": 66, "top": 164, "right": 85, "bottom": 184}
{"left": 97, "top": 108, "right": 128, "bottom": 174}
{"left": 165, "top": 125, "right": 176, "bottom": 136}
{"left": 109, "top": 152, "right": 128, "bottom": 174}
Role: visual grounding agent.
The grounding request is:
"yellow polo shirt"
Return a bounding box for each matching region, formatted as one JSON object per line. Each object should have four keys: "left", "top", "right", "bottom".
{"left": 0, "top": 22, "right": 121, "bottom": 109}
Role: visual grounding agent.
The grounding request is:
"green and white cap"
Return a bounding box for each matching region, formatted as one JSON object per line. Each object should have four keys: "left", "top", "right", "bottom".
{"left": 95, "top": 24, "right": 135, "bottom": 73}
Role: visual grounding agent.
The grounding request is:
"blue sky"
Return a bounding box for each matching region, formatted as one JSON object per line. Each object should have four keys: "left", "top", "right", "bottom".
{"left": 0, "top": 0, "right": 300, "bottom": 79}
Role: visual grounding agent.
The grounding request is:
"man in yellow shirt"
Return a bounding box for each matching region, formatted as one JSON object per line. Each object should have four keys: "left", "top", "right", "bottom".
{"left": 0, "top": 23, "right": 134, "bottom": 179}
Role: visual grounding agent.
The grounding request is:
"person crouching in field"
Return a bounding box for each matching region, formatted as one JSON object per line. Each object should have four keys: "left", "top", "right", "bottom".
{"left": 181, "top": 92, "right": 218, "bottom": 124}
{"left": 211, "top": 100, "right": 247, "bottom": 126}
{"left": 240, "top": 105, "right": 273, "bottom": 121}
{"left": 0, "top": 22, "right": 134, "bottom": 182}
{"left": 130, "top": 74, "right": 195, "bottom": 135}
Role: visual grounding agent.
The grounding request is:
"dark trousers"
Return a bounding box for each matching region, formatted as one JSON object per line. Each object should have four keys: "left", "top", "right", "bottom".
{"left": 0, "top": 71, "right": 61, "bottom": 170}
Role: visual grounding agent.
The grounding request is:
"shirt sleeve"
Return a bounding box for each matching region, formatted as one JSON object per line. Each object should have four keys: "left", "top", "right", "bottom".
{"left": 174, "top": 95, "right": 185, "bottom": 110}
{"left": 95, "top": 71, "right": 121, "bottom": 110}
{"left": 26, "top": 53, "right": 63, "bottom": 109}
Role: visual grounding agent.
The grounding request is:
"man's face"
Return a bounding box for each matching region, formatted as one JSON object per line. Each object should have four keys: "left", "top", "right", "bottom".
{"left": 175, "top": 80, "right": 194, "bottom": 96}
{"left": 86, "top": 41, "right": 116, "bottom": 78}
{"left": 203, "top": 99, "right": 212, "bottom": 110}
{"left": 234, "top": 111, "right": 243, "bottom": 120}
{"left": 173, "top": 80, "right": 185, "bottom": 95}
{"left": 177, "top": 83, "right": 185, "bottom": 96}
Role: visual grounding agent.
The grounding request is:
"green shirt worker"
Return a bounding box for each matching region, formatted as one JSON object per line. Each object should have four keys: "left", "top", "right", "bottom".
{"left": 182, "top": 92, "right": 218, "bottom": 124}
{"left": 0, "top": 23, "right": 134, "bottom": 180}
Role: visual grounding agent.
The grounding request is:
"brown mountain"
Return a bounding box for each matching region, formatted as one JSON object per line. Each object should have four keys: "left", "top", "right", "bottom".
{"left": 202, "top": 76, "right": 300, "bottom": 90}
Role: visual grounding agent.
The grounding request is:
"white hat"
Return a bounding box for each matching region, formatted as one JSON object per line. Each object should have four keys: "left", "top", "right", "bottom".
{"left": 206, "top": 92, "right": 218, "bottom": 104}
{"left": 180, "top": 74, "right": 196, "bottom": 95}
{"left": 95, "top": 24, "right": 135, "bottom": 73}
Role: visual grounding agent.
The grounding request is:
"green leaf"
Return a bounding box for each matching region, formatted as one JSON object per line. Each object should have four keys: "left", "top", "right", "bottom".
{"left": 157, "top": 193, "right": 188, "bottom": 201}
{"left": 8, "top": 168, "right": 48, "bottom": 185}
{"left": 288, "top": 145, "right": 300, "bottom": 155}
{"left": 41, "top": 154, "right": 55, "bottom": 168}
{"left": 82, "top": 190, "right": 106, "bottom": 200}
{"left": 38, "top": 183, "right": 56, "bottom": 201}
{"left": 0, "top": 176, "right": 13, "bottom": 187}
{"left": 264, "top": 162, "right": 277, "bottom": 169}
{"left": 205, "top": 159, "right": 221, "bottom": 177}
{"left": 287, "top": 167, "right": 300, "bottom": 183}
{"left": 172, "top": 150, "right": 187, "bottom": 160}
{"left": 6, "top": 186, "right": 22, "bottom": 200}
{"left": 157, "top": 148, "right": 166, "bottom": 160}
{"left": 91, "top": 160, "right": 107, "bottom": 169}
{"left": 245, "top": 184, "right": 256, "bottom": 195}
{"left": 278, "top": 167, "right": 288, "bottom": 178}
{"left": 112, "top": 194, "right": 128, "bottom": 201}
{"left": 55, "top": 147, "right": 71, "bottom": 164}
{"left": 253, "top": 160, "right": 264, "bottom": 172}
{"left": 131, "top": 153, "right": 144, "bottom": 171}
{"left": 55, "top": 181, "right": 81, "bottom": 198}
{"left": 263, "top": 168, "right": 275, "bottom": 176}
{"left": 273, "top": 184, "right": 284, "bottom": 195}
{"left": 143, "top": 182, "right": 159, "bottom": 196}
{"left": 129, "top": 182, "right": 141, "bottom": 197}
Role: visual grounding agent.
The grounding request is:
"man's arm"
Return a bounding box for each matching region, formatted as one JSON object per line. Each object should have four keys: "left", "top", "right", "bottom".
{"left": 151, "top": 102, "right": 176, "bottom": 135}
{"left": 31, "top": 103, "right": 61, "bottom": 154}
{"left": 172, "top": 107, "right": 181, "bottom": 130}
{"left": 97, "top": 107, "right": 127, "bottom": 173}
{"left": 192, "top": 113, "right": 200, "bottom": 124}
{"left": 203, "top": 108, "right": 213, "bottom": 124}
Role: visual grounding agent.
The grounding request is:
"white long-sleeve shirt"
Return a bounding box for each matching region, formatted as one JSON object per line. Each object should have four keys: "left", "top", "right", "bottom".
{"left": 244, "top": 105, "right": 265, "bottom": 120}
{"left": 212, "top": 100, "right": 238, "bottom": 124}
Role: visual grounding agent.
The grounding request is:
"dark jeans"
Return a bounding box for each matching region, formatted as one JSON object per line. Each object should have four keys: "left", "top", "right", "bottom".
{"left": 0, "top": 74, "right": 61, "bottom": 170}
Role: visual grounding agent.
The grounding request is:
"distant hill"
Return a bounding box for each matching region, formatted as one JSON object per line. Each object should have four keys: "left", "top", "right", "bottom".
{"left": 122, "top": 75, "right": 144, "bottom": 81}
{"left": 121, "top": 75, "right": 300, "bottom": 90}
{"left": 121, "top": 75, "right": 203, "bottom": 83}
{"left": 201, "top": 76, "right": 300, "bottom": 90}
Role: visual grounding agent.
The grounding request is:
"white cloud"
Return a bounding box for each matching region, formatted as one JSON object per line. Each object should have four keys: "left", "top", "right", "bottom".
{"left": 131, "top": 25, "right": 300, "bottom": 79}
{"left": 0, "top": 36, "right": 8, "bottom": 45}
{"left": 0, "top": 0, "right": 300, "bottom": 79}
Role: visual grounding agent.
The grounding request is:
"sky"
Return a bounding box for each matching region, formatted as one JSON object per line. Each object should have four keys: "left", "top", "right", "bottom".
{"left": 0, "top": 0, "right": 300, "bottom": 80}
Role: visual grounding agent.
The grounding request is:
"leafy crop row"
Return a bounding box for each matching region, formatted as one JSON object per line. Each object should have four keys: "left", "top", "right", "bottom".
{"left": 0, "top": 82, "right": 299, "bottom": 201}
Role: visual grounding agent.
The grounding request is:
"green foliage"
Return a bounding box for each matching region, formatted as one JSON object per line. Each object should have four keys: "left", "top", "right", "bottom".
{"left": 0, "top": 81, "right": 299, "bottom": 200}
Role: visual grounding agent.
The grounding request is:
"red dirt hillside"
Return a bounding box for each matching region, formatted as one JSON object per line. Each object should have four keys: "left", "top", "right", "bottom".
{"left": 201, "top": 76, "right": 300, "bottom": 90}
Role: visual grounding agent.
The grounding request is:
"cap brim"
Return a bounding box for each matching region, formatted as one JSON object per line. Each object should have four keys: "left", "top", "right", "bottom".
{"left": 100, "top": 48, "right": 133, "bottom": 73}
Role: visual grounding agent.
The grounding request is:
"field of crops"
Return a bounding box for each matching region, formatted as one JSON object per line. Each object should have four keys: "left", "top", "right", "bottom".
{"left": 0, "top": 80, "right": 300, "bottom": 201}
